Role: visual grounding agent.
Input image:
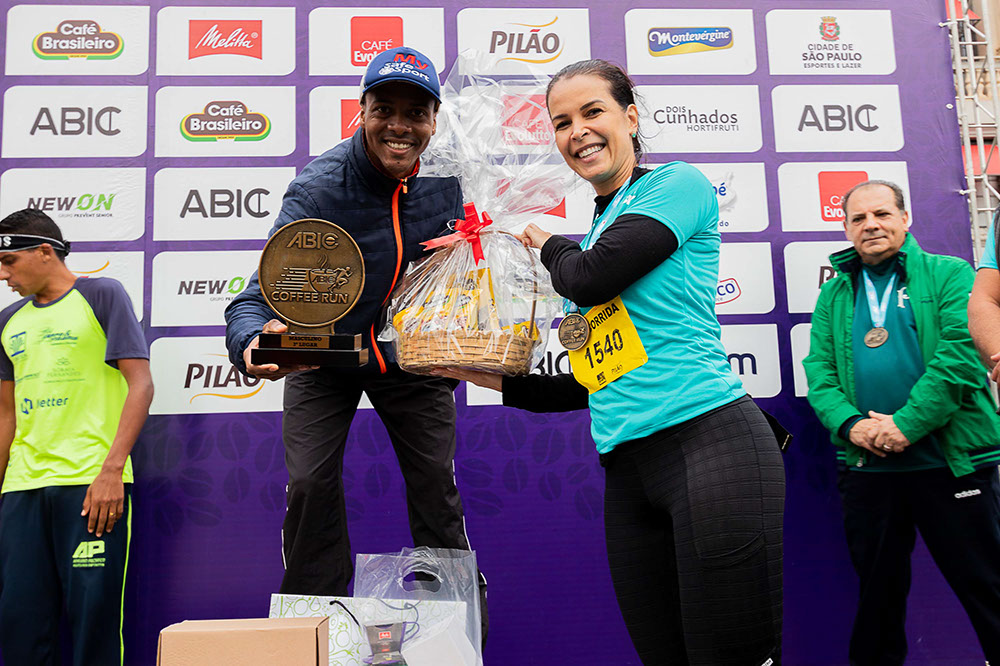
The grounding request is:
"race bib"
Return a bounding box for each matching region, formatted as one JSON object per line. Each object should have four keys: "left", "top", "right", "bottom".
{"left": 568, "top": 296, "right": 647, "bottom": 393}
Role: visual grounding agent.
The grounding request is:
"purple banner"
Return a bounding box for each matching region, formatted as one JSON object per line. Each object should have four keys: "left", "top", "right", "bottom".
{"left": 0, "top": 1, "right": 980, "bottom": 664}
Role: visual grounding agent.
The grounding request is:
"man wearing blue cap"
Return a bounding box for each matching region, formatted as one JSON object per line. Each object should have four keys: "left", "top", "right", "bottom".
{"left": 225, "top": 47, "right": 487, "bottom": 640}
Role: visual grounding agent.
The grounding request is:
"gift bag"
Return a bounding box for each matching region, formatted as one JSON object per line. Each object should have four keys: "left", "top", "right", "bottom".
{"left": 269, "top": 593, "right": 468, "bottom": 666}
{"left": 353, "top": 547, "right": 482, "bottom": 666}
{"left": 380, "top": 51, "right": 574, "bottom": 375}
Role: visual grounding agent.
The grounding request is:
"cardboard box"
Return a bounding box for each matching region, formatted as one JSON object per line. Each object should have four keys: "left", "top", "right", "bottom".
{"left": 157, "top": 617, "right": 328, "bottom": 666}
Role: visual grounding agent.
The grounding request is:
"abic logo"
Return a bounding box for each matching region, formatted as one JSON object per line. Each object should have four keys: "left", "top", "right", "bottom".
{"left": 490, "top": 17, "right": 563, "bottom": 64}
{"left": 647, "top": 27, "right": 733, "bottom": 57}
{"left": 180, "top": 189, "right": 269, "bottom": 219}
{"left": 189, "top": 20, "right": 262, "bottom": 60}
{"left": 30, "top": 106, "right": 120, "bottom": 136}
{"left": 181, "top": 101, "right": 270, "bottom": 142}
{"left": 798, "top": 104, "right": 878, "bottom": 132}
{"left": 818, "top": 170, "right": 868, "bottom": 222}
{"left": 33, "top": 20, "right": 122, "bottom": 60}
{"left": 350, "top": 16, "right": 403, "bottom": 66}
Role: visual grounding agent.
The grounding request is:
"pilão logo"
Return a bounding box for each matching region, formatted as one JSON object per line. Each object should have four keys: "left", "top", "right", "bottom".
{"left": 33, "top": 20, "right": 123, "bottom": 60}
{"left": 820, "top": 16, "right": 840, "bottom": 42}
{"left": 181, "top": 101, "right": 270, "bottom": 142}
{"left": 647, "top": 27, "right": 733, "bottom": 57}
{"left": 490, "top": 17, "right": 563, "bottom": 64}
{"left": 184, "top": 354, "right": 264, "bottom": 403}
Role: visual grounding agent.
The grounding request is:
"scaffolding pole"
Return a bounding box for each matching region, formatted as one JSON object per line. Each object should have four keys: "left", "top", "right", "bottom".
{"left": 944, "top": 0, "right": 1000, "bottom": 265}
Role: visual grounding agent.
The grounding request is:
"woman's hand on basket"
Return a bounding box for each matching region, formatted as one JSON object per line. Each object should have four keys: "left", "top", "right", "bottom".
{"left": 517, "top": 223, "right": 553, "bottom": 250}
{"left": 431, "top": 367, "right": 503, "bottom": 392}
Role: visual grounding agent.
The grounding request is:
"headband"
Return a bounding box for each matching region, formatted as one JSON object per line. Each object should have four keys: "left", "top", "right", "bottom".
{"left": 0, "top": 233, "right": 71, "bottom": 255}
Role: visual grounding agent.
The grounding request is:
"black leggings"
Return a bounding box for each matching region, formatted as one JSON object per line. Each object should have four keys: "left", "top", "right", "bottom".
{"left": 601, "top": 395, "right": 785, "bottom": 666}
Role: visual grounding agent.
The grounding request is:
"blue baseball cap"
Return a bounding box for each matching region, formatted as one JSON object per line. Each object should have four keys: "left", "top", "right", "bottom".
{"left": 361, "top": 47, "right": 441, "bottom": 103}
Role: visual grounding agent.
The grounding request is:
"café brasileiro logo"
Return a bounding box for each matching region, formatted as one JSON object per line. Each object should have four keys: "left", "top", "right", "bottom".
{"left": 180, "top": 100, "right": 270, "bottom": 142}
{"left": 33, "top": 19, "right": 123, "bottom": 60}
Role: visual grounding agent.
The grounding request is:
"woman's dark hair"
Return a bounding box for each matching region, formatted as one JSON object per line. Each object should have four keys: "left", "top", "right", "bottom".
{"left": 545, "top": 59, "right": 643, "bottom": 159}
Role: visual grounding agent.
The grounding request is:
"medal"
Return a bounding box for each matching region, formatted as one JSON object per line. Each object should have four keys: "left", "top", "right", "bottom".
{"left": 864, "top": 326, "right": 889, "bottom": 348}
{"left": 558, "top": 313, "right": 590, "bottom": 351}
{"left": 861, "top": 270, "right": 897, "bottom": 350}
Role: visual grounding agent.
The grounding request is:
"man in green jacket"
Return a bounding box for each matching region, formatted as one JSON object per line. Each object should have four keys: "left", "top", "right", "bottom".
{"left": 803, "top": 179, "right": 1000, "bottom": 666}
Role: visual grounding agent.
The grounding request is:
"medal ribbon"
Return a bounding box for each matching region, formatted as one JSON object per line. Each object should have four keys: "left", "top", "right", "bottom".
{"left": 420, "top": 202, "right": 493, "bottom": 265}
{"left": 862, "top": 270, "right": 897, "bottom": 329}
{"left": 564, "top": 180, "right": 637, "bottom": 315}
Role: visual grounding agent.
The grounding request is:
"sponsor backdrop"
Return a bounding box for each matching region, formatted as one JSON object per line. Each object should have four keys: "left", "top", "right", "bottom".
{"left": 0, "top": 1, "right": 977, "bottom": 664}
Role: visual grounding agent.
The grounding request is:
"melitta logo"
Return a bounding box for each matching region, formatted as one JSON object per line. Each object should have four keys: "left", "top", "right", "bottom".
{"left": 647, "top": 27, "right": 733, "bottom": 57}
{"left": 30, "top": 107, "right": 120, "bottom": 136}
{"left": 490, "top": 17, "right": 563, "bottom": 64}
{"left": 350, "top": 16, "right": 403, "bottom": 66}
{"left": 340, "top": 99, "right": 362, "bottom": 139}
{"left": 181, "top": 101, "right": 270, "bottom": 142}
{"left": 378, "top": 631, "right": 392, "bottom": 641}
{"left": 818, "top": 171, "right": 868, "bottom": 222}
{"left": 177, "top": 275, "right": 248, "bottom": 298}
{"left": 653, "top": 105, "right": 739, "bottom": 131}
{"left": 33, "top": 20, "right": 123, "bottom": 60}
{"left": 820, "top": 16, "right": 840, "bottom": 42}
{"left": 184, "top": 359, "right": 263, "bottom": 403}
{"left": 189, "top": 20, "right": 262, "bottom": 60}
{"left": 798, "top": 104, "right": 877, "bottom": 132}
{"left": 500, "top": 94, "right": 552, "bottom": 145}
{"left": 716, "top": 277, "right": 741, "bottom": 304}
{"left": 180, "top": 189, "right": 270, "bottom": 219}
{"left": 27, "top": 193, "right": 114, "bottom": 216}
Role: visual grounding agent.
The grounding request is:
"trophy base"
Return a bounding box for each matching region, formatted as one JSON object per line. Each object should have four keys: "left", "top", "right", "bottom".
{"left": 252, "top": 333, "right": 368, "bottom": 367}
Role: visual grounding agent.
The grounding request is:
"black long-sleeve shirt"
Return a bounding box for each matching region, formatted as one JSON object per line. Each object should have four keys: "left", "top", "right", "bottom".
{"left": 502, "top": 167, "right": 679, "bottom": 411}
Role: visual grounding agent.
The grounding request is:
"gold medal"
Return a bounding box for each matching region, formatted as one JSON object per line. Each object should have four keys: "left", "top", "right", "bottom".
{"left": 558, "top": 313, "right": 590, "bottom": 351}
{"left": 864, "top": 326, "right": 888, "bottom": 348}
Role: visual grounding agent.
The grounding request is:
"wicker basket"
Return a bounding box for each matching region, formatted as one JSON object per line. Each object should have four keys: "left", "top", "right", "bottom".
{"left": 393, "top": 230, "right": 540, "bottom": 376}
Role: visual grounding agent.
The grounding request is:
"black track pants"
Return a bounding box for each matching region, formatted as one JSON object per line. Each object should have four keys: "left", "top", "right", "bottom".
{"left": 838, "top": 465, "right": 1000, "bottom": 666}
{"left": 602, "top": 396, "right": 784, "bottom": 666}
{"left": 278, "top": 366, "right": 488, "bottom": 641}
{"left": 0, "top": 485, "right": 131, "bottom": 666}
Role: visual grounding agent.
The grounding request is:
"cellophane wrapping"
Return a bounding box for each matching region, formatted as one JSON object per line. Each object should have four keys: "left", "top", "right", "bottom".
{"left": 382, "top": 51, "right": 574, "bottom": 375}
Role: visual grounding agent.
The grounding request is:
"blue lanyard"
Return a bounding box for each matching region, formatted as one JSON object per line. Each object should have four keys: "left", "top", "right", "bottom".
{"left": 564, "top": 180, "right": 638, "bottom": 315}
{"left": 862, "top": 270, "right": 897, "bottom": 328}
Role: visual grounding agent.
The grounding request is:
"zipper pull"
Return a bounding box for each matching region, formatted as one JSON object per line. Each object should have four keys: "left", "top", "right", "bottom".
{"left": 401, "top": 177, "right": 408, "bottom": 194}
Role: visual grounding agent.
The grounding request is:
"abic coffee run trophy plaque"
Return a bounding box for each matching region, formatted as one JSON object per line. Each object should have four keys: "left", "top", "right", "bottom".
{"left": 251, "top": 218, "right": 368, "bottom": 367}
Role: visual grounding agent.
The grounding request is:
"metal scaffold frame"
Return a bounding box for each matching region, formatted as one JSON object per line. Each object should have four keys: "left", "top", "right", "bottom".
{"left": 944, "top": 0, "right": 1000, "bottom": 265}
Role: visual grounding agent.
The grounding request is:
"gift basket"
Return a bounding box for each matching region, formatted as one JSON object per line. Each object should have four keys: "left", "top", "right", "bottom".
{"left": 382, "top": 51, "right": 575, "bottom": 375}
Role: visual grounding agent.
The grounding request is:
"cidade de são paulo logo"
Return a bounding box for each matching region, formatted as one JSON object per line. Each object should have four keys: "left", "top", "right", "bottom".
{"left": 181, "top": 101, "right": 270, "bottom": 142}
{"left": 189, "top": 20, "right": 262, "bottom": 60}
{"left": 351, "top": 16, "right": 403, "bottom": 66}
{"left": 647, "top": 27, "right": 733, "bottom": 57}
{"left": 33, "top": 19, "right": 122, "bottom": 60}
{"left": 765, "top": 10, "right": 895, "bottom": 76}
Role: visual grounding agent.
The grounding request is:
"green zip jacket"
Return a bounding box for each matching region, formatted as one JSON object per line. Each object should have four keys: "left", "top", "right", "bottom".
{"left": 803, "top": 233, "right": 1000, "bottom": 476}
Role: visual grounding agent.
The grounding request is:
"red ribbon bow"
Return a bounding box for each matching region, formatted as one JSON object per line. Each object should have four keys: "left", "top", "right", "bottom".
{"left": 420, "top": 202, "right": 493, "bottom": 264}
